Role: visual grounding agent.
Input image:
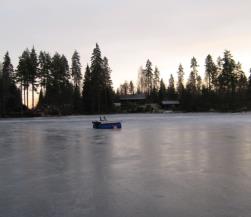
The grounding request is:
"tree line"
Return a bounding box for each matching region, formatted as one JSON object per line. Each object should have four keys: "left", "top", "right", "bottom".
{"left": 118, "top": 50, "right": 251, "bottom": 112}
{"left": 0, "top": 44, "right": 114, "bottom": 116}
{"left": 1, "top": 47, "right": 251, "bottom": 117}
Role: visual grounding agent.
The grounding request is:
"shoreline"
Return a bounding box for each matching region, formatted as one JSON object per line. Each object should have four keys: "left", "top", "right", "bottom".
{"left": 1, "top": 110, "right": 251, "bottom": 119}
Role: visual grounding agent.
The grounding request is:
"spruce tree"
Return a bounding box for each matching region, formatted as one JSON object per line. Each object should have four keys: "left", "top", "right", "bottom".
{"left": 88, "top": 44, "right": 113, "bottom": 113}
{"left": 90, "top": 44, "right": 103, "bottom": 113}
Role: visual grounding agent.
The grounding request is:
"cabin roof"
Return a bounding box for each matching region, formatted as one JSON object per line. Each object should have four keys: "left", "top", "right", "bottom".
{"left": 120, "top": 94, "right": 146, "bottom": 101}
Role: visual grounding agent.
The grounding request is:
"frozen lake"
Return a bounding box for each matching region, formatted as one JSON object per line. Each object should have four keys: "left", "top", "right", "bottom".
{"left": 1, "top": 113, "right": 251, "bottom": 217}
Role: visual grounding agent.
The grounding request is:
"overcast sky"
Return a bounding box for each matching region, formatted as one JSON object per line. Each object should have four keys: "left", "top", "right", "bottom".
{"left": 1, "top": 0, "right": 251, "bottom": 88}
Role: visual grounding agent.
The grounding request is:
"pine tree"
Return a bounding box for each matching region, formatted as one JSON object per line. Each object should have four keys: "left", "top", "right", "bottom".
{"left": 191, "top": 57, "right": 199, "bottom": 74}
{"left": 1, "top": 52, "right": 14, "bottom": 115}
{"left": 87, "top": 44, "right": 114, "bottom": 113}
{"left": 137, "top": 66, "right": 146, "bottom": 93}
{"left": 0, "top": 52, "right": 21, "bottom": 115}
{"left": 196, "top": 75, "right": 202, "bottom": 93}
{"left": 205, "top": 55, "right": 217, "bottom": 91}
{"left": 218, "top": 50, "right": 237, "bottom": 95}
{"left": 71, "top": 50, "right": 82, "bottom": 88}
{"left": 145, "top": 59, "right": 153, "bottom": 95}
{"left": 38, "top": 51, "right": 51, "bottom": 95}
{"left": 159, "top": 79, "right": 166, "bottom": 103}
{"left": 235, "top": 62, "right": 247, "bottom": 93}
{"left": 129, "top": 81, "right": 134, "bottom": 94}
{"left": 16, "top": 49, "right": 30, "bottom": 108}
{"left": 45, "top": 53, "right": 73, "bottom": 113}
{"left": 37, "top": 89, "right": 44, "bottom": 109}
{"left": 150, "top": 67, "right": 160, "bottom": 102}
{"left": 30, "top": 47, "right": 39, "bottom": 109}
{"left": 187, "top": 71, "right": 197, "bottom": 95}
{"left": 2, "top": 52, "right": 14, "bottom": 80}
{"left": 167, "top": 74, "right": 176, "bottom": 100}
{"left": 177, "top": 64, "right": 184, "bottom": 97}
{"left": 103, "top": 57, "right": 112, "bottom": 88}
{"left": 71, "top": 50, "right": 82, "bottom": 113}
{"left": 153, "top": 67, "right": 160, "bottom": 90}
{"left": 187, "top": 57, "right": 199, "bottom": 95}
{"left": 61, "top": 55, "right": 71, "bottom": 81}
{"left": 102, "top": 57, "right": 113, "bottom": 112}
{"left": 90, "top": 44, "right": 103, "bottom": 113}
{"left": 82, "top": 65, "right": 92, "bottom": 113}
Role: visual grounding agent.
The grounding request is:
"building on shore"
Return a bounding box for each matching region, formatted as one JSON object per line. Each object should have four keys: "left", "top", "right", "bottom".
{"left": 161, "top": 100, "right": 180, "bottom": 110}
{"left": 113, "top": 94, "right": 147, "bottom": 112}
{"left": 119, "top": 94, "right": 146, "bottom": 104}
{"left": 114, "top": 95, "right": 180, "bottom": 112}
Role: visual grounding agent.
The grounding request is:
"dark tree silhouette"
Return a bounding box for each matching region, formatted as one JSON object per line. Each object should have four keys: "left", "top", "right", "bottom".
{"left": 2, "top": 46, "right": 251, "bottom": 116}
{"left": 30, "top": 47, "right": 39, "bottom": 109}
{"left": 205, "top": 55, "right": 217, "bottom": 91}
{"left": 71, "top": 50, "right": 82, "bottom": 113}
{"left": 0, "top": 52, "right": 21, "bottom": 116}
{"left": 82, "top": 65, "right": 92, "bottom": 113}
{"left": 145, "top": 59, "right": 153, "bottom": 96}
{"left": 177, "top": 64, "right": 185, "bottom": 98}
{"left": 167, "top": 74, "right": 176, "bottom": 100}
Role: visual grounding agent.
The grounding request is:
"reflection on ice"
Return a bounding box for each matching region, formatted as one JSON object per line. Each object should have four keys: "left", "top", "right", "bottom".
{"left": 1, "top": 113, "right": 251, "bottom": 217}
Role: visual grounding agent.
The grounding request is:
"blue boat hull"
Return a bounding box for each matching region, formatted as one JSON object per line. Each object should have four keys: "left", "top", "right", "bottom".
{"left": 92, "top": 121, "right": 122, "bottom": 129}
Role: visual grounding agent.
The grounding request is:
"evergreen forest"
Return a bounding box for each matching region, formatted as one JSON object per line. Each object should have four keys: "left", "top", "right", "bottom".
{"left": 1, "top": 44, "right": 251, "bottom": 117}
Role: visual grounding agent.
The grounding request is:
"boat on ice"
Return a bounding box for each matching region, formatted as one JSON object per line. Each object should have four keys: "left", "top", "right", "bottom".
{"left": 92, "top": 117, "right": 122, "bottom": 129}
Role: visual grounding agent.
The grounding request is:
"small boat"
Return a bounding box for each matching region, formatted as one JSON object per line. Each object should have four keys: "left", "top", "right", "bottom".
{"left": 92, "top": 117, "right": 122, "bottom": 129}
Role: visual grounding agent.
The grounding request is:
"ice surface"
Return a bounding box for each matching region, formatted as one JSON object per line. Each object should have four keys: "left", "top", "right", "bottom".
{"left": 0, "top": 113, "right": 251, "bottom": 217}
